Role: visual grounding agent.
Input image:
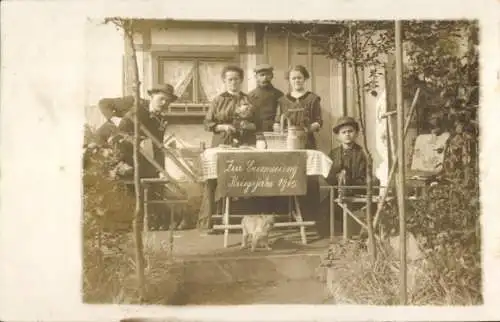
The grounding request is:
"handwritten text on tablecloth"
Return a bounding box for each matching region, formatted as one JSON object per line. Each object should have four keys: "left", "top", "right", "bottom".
{"left": 217, "top": 152, "right": 307, "bottom": 197}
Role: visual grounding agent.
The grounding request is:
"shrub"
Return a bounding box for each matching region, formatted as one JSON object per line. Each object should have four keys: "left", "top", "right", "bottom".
{"left": 321, "top": 167, "right": 481, "bottom": 305}
{"left": 82, "top": 128, "right": 201, "bottom": 303}
{"left": 82, "top": 141, "right": 137, "bottom": 302}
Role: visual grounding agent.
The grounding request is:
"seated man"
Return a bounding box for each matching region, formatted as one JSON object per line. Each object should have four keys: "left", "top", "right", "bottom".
{"left": 97, "top": 84, "right": 177, "bottom": 179}
{"left": 96, "top": 84, "right": 178, "bottom": 230}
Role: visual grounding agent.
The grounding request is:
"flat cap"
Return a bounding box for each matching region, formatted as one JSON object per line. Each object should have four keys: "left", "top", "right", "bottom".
{"left": 332, "top": 116, "right": 359, "bottom": 134}
{"left": 254, "top": 64, "right": 274, "bottom": 73}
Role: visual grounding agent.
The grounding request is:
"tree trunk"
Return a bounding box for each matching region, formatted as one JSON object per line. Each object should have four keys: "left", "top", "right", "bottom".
{"left": 349, "top": 24, "right": 376, "bottom": 263}
{"left": 354, "top": 66, "right": 376, "bottom": 263}
{"left": 124, "top": 20, "right": 146, "bottom": 302}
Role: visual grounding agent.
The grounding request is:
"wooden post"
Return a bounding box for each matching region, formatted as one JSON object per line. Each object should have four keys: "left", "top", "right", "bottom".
{"left": 143, "top": 184, "right": 149, "bottom": 232}
{"left": 286, "top": 34, "right": 291, "bottom": 92}
{"left": 341, "top": 61, "right": 348, "bottom": 117}
{"left": 307, "top": 39, "right": 315, "bottom": 92}
{"left": 329, "top": 186, "right": 335, "bottom": 242}
{"left": 169, "top": 204, "right": 174, "bottom": 259}
{"left": 395, "top": 20, "right": 407, "bottom": 305}
{"left": 124, "top": 19, "right": 146, "bottom": 302}
{"left": 372, "top": 88, "right": 419, "bottom": 228}
{"left": 223, "top": 197, "right": 230, "bottom": 248}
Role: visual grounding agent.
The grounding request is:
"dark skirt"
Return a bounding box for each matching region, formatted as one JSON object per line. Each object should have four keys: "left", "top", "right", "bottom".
{"left": 198, "top": 179, "right": 216, "bottom": 230}
{"left": 198, "top": 131, "right": 258, "bottom": 230}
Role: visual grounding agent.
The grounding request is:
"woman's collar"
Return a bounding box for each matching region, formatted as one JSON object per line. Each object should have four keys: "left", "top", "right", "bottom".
{"left": 286, "top": 91, "right": 310, "bottom": 100}
{"left": 221, "top": 91, "right": 245, "bottom": 97}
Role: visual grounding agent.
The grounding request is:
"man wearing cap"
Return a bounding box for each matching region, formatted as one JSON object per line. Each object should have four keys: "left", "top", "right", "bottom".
{"left": 97, "top": 84, "right": 177, "bottom": 176}
{"left": 247, "top": 64, "right": 286, "bottom": 214}
{"left": 96, "top": 84, "right": 178, "bottom": 229}
{"left": 247, "top": 64, "right": 284, "bottom": 132}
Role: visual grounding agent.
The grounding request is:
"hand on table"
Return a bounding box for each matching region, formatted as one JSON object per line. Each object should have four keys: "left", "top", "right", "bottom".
{"left": 109, "top": 116, "right": 122, "bottom": 127}
{"left": 240, "top": 121, "right": 256, "bottom": 131}
{"left": 337, "top": 169, "right": 347, "bottom": 184}
{"left": 216, "top": 124, "right": 236, "bottom": 133}
{"left": 308, "top": 122, "right": 321, "bottom": 132}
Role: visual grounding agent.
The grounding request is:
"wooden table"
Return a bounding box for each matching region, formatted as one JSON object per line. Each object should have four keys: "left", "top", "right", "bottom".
{"left": 201, "top": 147, "right": 333, "bottom": 248}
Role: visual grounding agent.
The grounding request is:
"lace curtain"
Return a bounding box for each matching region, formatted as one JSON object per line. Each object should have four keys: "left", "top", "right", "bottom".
{"left": 198, "top": 61, "right": 227, "bottom": 101}
{"left": 162, "top": 60, "right": 195, "bottom": 98}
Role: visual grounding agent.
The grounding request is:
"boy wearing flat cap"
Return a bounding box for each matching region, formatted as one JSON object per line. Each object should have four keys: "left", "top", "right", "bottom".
{"left": 248, "top": 64, "right": 284, "bottom": 132}
{"left": 327, "top": 116, "right": 379, "bottom": 193}
{"left": 323, "top": 116, "right": 380, "bottom": 236}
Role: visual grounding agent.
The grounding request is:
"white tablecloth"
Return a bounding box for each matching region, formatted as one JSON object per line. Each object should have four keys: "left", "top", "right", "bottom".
{"left": 201, "top": 147, "right": 333, "bottom": 181}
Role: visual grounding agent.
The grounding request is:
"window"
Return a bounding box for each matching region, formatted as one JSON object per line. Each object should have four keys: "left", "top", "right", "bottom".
{"left": 156, "top": 54, "right": 237, "bottom": 115}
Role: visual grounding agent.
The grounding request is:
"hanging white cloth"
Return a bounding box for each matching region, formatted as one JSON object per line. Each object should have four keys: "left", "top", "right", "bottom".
{"left": 198, "top": 61, "right": 227, "bottom": 101}
{"left": 375, "top": 89, "right": 390, "bottom": 195}
{"left": 162, "top": 60, "right": 195, "bottom": 98}
{"left": 410, "top": 132, "right": 450, "bottom": 174}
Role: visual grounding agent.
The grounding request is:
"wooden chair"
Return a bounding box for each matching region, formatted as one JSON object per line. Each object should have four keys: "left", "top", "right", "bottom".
{"left": 328, "top": 184, "right": 395, "bottom": 241}
{"left": 325, "top": 132, "right": 451, "bottom": 240}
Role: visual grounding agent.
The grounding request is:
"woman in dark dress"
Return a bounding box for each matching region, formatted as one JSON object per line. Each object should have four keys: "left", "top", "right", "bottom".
{"left": 273, "top": 65, "right": 323, "bottom": 232}
{"left": 273, "top": 65, "right": 323, "bottom": 149}
{"left": 198, "top": 65, "right": 259, "bottom": 231}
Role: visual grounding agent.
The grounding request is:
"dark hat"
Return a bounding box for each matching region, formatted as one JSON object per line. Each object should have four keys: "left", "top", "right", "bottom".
{"left": 147, "top": 83, "right": 178, "bottom": 101}
{"left": 254, "top": 64, "right": 274, "bottom": 73}
{"left": 332, "top": 116, "right": 359, "bottom": 134}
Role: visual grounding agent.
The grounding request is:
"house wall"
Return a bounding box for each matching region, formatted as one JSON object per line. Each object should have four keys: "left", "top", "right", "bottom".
{"left": 84, "top": 20, "right": 389, "bottom": 182}
{"left": 131, "top": 23, "right": 246, "bottom": 149}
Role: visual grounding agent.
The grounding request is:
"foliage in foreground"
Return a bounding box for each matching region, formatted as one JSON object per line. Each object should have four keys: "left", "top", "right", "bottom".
{"left": 82, "top": 145, "right": 172, "bottom": 304}
{"left": 321, "top": 175, "right": 481, "bottom": 305}
{"left": 82, "top": 130, "right": 202, "bottom": 303}
{"left": 82, "top": 141, "right": 135, "bottom": 303}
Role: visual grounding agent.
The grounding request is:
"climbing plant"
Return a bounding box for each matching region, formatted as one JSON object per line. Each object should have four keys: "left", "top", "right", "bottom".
{"left": 277, "top": 20, "right": 479, "bottom": 263}
{"left": 281, "top": 20, "right": 481, "bottom": 303}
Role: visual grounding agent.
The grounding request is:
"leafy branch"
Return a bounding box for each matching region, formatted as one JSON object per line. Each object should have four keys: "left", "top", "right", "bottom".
{"left": 104, "top": 17, "right": 147, "bottom": 303}
{"left": 279, "top": 20, "right": 479, "bottom": 263}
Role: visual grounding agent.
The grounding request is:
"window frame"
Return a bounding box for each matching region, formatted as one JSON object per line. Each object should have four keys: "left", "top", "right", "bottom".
{"left": 152, "top": 51, "right": 239, "bottom": 116}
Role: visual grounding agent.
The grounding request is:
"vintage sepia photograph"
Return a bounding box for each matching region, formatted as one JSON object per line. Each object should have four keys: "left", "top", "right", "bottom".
{"left": 82, "top": 17, "right": 480, "bottom": 306}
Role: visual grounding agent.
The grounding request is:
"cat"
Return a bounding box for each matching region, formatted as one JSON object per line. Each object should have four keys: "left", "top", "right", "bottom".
{"left": 240, "top": 214, "right": 275, "bottom": 252}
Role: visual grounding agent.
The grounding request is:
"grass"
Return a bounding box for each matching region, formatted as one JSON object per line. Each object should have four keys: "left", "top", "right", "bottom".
{"left": 321, "top": 230, "right": 482, "bottom": 305}
{"left": 83, "top": 234, "right": 184, "bottom": 305}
